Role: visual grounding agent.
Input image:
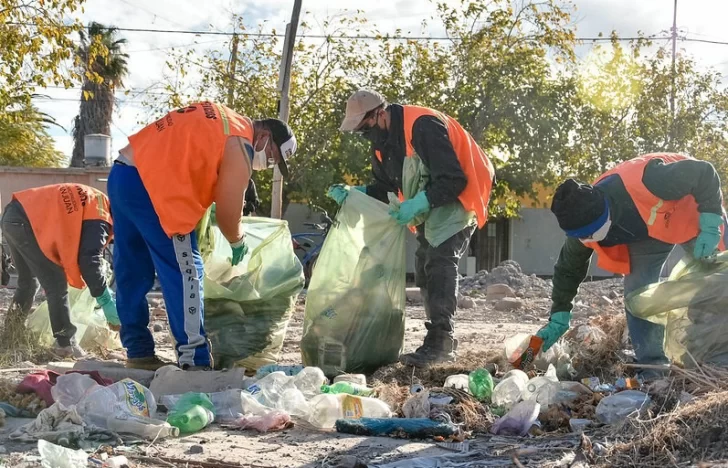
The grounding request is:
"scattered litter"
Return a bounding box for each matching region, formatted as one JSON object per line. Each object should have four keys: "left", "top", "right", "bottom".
{"left": 103, "top": 456, "right": 129, "bottom": 468}
{"left": 335, "top": 417, "right": 458, "bottom": 439}
{"left": 11, "top": 402, "right": 119, "bottom": 445}
{"left": 402, "top": 390, "right": 430, "bottom": 419}
{"left": 38, "top": 439, "right": 87, "bottom": 468}
{"left": 569, "top": 418, "right": 592, "bottom": 433}
{"left": 436, "top": 440, "right": 470, "bottom": 452}
{"left": 225, "top": 411, "right": 293, "bottom": 432}
{"left": 595, "top": 390, "right": 651, "bottom": 424}
{"left": 491, "top": 400, "right": 540, "bottom": 436}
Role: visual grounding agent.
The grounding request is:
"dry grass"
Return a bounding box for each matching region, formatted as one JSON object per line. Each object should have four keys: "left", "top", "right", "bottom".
{"left": 0, "top": 305, "right": 52, "bottom": 367}
{"left": 567, "top": 314, "right": 628, "bottom": 381}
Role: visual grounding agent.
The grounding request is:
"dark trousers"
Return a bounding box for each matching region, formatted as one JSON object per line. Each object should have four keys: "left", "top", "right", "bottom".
{"left": 1, "top": 201, "right": 76, "bottom": 346}
{"left": 415, "top": 224, "right": 475, "bottom": 337}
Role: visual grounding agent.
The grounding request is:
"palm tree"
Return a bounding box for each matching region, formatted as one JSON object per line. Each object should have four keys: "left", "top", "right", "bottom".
{"left": 70, "top": 22, "right": 129, "bottom": 167}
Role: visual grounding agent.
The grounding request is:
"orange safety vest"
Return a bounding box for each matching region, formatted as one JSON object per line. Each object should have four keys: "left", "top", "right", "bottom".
{"left": 14, "top": 184, "right": 112, "bottom": 289}
{"left": 376, "top": 105, "right": 495, "bottom": 228}
{"left": 128, "top": 101, "right": 255, "bottom": 236}
{"left": 590, "top": 153, "right": 726, "bottom": 275}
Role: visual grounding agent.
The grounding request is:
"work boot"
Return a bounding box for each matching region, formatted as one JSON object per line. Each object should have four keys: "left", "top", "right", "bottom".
{"left": 52, "top": 340, "right": 87, "bottom": 360}
{"left": 400, "top": 331, "right": 457, "bottom": 368}
{"left": 126, "top": 355, "right": 172, "bottom": 371}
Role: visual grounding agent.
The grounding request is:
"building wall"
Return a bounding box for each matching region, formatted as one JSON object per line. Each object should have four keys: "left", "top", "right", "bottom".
{"left": 0, "top": 166, "right": 111, "bottom": 208}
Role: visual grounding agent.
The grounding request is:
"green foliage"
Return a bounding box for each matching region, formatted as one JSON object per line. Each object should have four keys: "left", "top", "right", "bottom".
{"left": 0, "top": 103, "right": 64, "bottom": 167}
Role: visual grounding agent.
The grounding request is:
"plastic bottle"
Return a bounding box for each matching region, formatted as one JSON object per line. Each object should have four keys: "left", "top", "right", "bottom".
{"left": 77, "top": 378, "right": 158, "bottom": 424}
{"left": 307, "top": 394, "right": 392, "bottom": 429}
{"left": 595, "top": 390, "right": 651, "bottom": 424}
{"left": 106, "top": 414, "right": 179, "bottom": 439}
{"left": 321, "top": 382, "right": 375, "bottom": 397}
{"left": 492, "top": 369, "right": 529, "bottom": 408}
{"left": 51, "top": 374, "right": 100, "bottom": 407}
{"left": 468, "top": 368, "right": 494, "bottom": 401}
{"left": 504, "top": 333, "right": 539, "bottom": 365}
{"left": 334, "top": 374, "right": 367, "bottom": 386}
{"left": 167, "top": 404, "right": 214, "bottom": 434}
{"left": 293, "top": 367, "right": 328, "bottom": 398}
{"left": 444, "top": 375, "right": 470, "bottom": 392}
{"left": 521, "top": 364, "right": 559, "bottom": 401}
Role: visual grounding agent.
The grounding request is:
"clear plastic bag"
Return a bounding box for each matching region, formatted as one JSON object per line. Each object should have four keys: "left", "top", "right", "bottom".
{"left": 301, "top": 190, "right": 407, "bottom": 377}
{"left": 197, "top": 214, "right": 304, "bottom": 370}
{"left": 627, "top": 252, "right": 728, "bottom": 367}
{"left": 26, "top": 286, "right": 121, "bottom": 351}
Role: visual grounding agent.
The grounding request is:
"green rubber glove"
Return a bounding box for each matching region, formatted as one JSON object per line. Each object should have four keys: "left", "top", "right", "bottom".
{"left": 96, "top": 287, "right": 121, "bottom": 330}
{"left": 230, "top": 235, "right": 248, "bottom": 266}
{"left": 327, "top": 185, "right": 365, "bottom": 205}
{"left": 535, "top": 311, "right": 571, "bottom": 352}
{"left": 694, "top": 212, "right": 723, "bottom": 259}
{"left": 389, "top": 191, "right": 431, "bottom": 225}
{"left": 209, "top": 202, "right": 217, "bottom": 226}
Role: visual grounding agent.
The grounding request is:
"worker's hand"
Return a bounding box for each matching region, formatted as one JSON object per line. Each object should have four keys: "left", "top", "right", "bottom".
{"left": 327, "top": 184, "right": 365, "bottom": 205}
{"left": 96, "top": 288, "right": 121, "bottom": 331}
{"left": 230, "top": 235, "right": 248, "bottom": 266}
{"left": 535, "top": 311, "right": 571, "bottom": 352}
{"left": 389, "top": 191, "right": 431, "bottom": 225}
{"left": 694, "top": 212, "right": 723, "bottom": 259}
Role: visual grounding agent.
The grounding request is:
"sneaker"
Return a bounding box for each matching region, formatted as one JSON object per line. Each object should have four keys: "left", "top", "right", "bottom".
{"left": 126, "top": 355, "right": 173, "bottom": 371}
{"left": 52, "top": 340, "right": 87, "bottom": 359}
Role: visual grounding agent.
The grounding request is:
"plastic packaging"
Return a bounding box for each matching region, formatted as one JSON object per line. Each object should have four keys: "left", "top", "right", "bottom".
{"left": 490, "top": 400, "right": 540, "bottom": 436}
{"left": 468, "top": 369, "right": 494, "bottom": 401}
{"left": 444, "top": 375, "right": 470, "bottom": 392}
{"left": 197, "top": 214, "right": 305, "bottom": 370}
{"left": 166, "top": 393, "right": 216, "bottom": 434}
{"left": 627, "top": 252, "right": 728, "bottom": 367}
{"left": 51, "top": 373, "right": 100, "bottom": 407}
{"left": 292, "top": 367, "right": 328, "bottom": 399}
{"left": 103, "top": 456, "right": 129, "bottom": 468}
{"left": 569, "top": 418, "right": 592, "bottom": 433}
{"left": 256, "top": 364, "right": 304, "bottom": 378}
{"left": 231, "top": 411, "right": 292, "bottom": 432}
{"left": 596, "top": 390, "right": 651, "bottom": 424}
{"left": 504, "top": 333, "right": 543, "bottom": 368}
{"left": 522, "top": 364, "right": 559, "bottom": 401}
{"left": 335, "top": 418, "right": 457, "bottom": 438}
{"left": 160, "top": 389, "right": 269, "bottom": 423}
{"left": 28, "top": 286, "right": 121, "bottom": 352}
{"left": 77, "top": 378, "right": 157, "bottom": 427}
{"left": 301, "top": 190, "right": 407, "bottom": 377}
{"left": 38, "top": 439, "right": 87, "bottom": 468}
{"left": 105, "top": 414, "right": 179, "bottom": 439}
{"left": 492, "top": 370, "right": 529, "bottom": 408}
{"left": 307, "top": 393, "right": 392, "bottom": 429}
{"left": 246, "top": 372, "right": 311, "bottom": 417}
{"left": 334, "top": 374, "right": 367, "bottom": 386}
{"left": 321, "top": 382, "right": 374, "bottom": 397}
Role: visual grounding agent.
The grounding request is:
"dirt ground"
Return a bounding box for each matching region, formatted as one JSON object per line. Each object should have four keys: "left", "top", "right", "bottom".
{"left": 0, "top": 285, "right": 608, "bottom": 468}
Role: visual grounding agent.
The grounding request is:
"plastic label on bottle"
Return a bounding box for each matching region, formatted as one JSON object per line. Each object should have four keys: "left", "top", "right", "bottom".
{"left": 341, "top": 396, "right": 363, "bottom": 419}
{"left": 246, "top": 384, "right": 261, "bottom": 395}
{"left": 121, "top": 379, "right": 151, "bottom": 417}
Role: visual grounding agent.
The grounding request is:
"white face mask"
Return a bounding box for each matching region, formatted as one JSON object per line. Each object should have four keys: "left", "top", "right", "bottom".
{"left": 579, "top": 216, "right": 612, "bottom": 245}
{"left": 251, "top": 137, "right": 272, "bottom": 171}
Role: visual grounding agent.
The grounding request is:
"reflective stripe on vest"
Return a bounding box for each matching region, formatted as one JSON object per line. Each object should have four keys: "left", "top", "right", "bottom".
{"left": 129, "top": 101, "right": 254, "bottom": 236}
{"left": 401, "top": 105, "right": 495, "bottom": 228}
{"left": 13, "top": 184, "right": 112, "bottom": 289}
{"left": 589, "top": 153, "right": 726, "bottom": 275}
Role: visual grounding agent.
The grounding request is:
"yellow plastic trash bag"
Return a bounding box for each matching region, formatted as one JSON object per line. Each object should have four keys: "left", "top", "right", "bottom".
{"left": 197, "top": 213, "right": 304, "bottom": 370}
{"left": 27, "top": 287, "right": 121, "bottom": 351}
{"left": 301, "top": 189, "right": 407, "bottom": 377}
{"left": 627, "top": 252, "right": 728, "bottom": 367}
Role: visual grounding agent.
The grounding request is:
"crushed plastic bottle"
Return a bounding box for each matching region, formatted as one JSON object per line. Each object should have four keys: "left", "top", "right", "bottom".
{"left": 492, "top": 369, "right": 529, "bottom": 408}
{"left": 504, "top": 333, "right": 543, "bottom": 368}
{"left": 166, "top": 393, "right": 216, "bottom": 434}
{"left": 522, "top": 364, "right": 559, "bottom": 401}
{"left": 468, "top": 369, "right": 494, "bottom": 401}
{"left": 596, "top": 390, "right": 651, "bottom": 424}
{"left": 38, "top": 439, "right": 87, "bottom": 468}
{"left": 307, "top": 393, "right": 392, "bottom": 429}
{"left": 490, "top": 400, "right": 540, "bottom": 436}
{"left": 106, "top": 413, "right": 179, "bottom": 439}
{"left": 51, "top": 373, "right": 100, "bottom": 407}
{"left": 444, "top": 374, "right": 470, "bottom": 392}
{"left": 292, "top": 367, "right": 328, "bottom": 399}
{"left": 256, "top": 364, "right": 304, "bottom": 378}
{"left": 321, "top": 382, "right": 374, "bottom": 397}
{"left": 77, "top": 378, "right": 158, "bottom": 427}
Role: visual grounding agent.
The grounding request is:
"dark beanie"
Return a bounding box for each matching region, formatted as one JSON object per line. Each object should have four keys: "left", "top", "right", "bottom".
{"left": 551, "top": 179, "right": 607, "bottom": 232}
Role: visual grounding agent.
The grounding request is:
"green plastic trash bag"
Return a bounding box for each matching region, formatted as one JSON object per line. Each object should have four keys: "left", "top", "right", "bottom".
{"left": 197, "top": 214, "right": 304, "bottom": 370}
{"left": 301, "top": 189, "right": 407, "bottom": 377}
{"left": 627, "top": 252, "right": 728, "bottom": 367}
{"left": 27, "top": 286, "right": 122, "bottom": 352}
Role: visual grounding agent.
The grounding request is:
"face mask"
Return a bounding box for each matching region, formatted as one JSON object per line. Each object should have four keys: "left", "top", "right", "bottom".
{"left": 357, "top": 112, "right": 389, "bottom": 147}
{"left": 251, "top": 137, "right": 272, "bottom": 171}
{"left": 579, "top": 216, "right": 612, "bottom": 245}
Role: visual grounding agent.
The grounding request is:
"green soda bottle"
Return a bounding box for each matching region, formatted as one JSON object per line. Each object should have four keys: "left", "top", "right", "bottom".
{"left": 166, "top": 393, "right": 216, "bottom": 433}
{"left": 320, "top": 381, "right": 375, "bottom": 397}
{"left": 468, "top": 368, "right": 494, "bottom": 401}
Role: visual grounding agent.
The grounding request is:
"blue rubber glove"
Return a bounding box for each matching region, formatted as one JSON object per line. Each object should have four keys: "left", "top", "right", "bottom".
{"left": 535, "top": 311, "right": 571, "bottom": 352}
{"left": 694, "top": 212, "right": 723, "bottom": 259}
{"left": 327, "top": 185, "right": 365, "bottom": 205}
{"left": 389, "top": 191, "right": 431, "bottom": 225}
{"left": 96, "top": 287, "right": 121, "bottom": 330}
{"left": 230, "top": 235, "right": 248, "bottom": 266}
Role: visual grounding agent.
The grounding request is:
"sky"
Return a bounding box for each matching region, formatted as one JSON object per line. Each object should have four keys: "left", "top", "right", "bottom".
{"left": 33, "top": 0, "right": 728, "bottom": 161}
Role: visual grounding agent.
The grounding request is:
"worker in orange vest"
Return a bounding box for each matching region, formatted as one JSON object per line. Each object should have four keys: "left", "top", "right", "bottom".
{"left": 329, "top": 90, "right": 496, "bottom": 368}
{"left": 545, "top": 153, "right": 727, "bottom": 380}
{"left": 1, "top": 184, "right": 117, "bottom": 358}
{"left": 110, "top": 102, "right": 296, "bottom": 371}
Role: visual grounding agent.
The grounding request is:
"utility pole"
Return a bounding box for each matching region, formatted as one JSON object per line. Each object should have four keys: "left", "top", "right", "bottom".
{"left": 271, "top": 0, "right": 302, "bottom": 219}
{"left": 227, "top": 34, "right": 239, "bottom": 107}
{"left": 669, "top": 0, "right": 678, "bottom": 149}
